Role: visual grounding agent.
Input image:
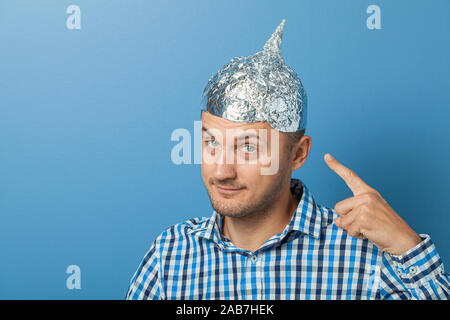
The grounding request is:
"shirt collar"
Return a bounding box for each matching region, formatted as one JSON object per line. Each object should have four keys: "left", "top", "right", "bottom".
{"left": 284, "top": 178, "right": 323, "bottom": 239}
{"left": 196, "top": 178, "right": 323, "bottom": 244}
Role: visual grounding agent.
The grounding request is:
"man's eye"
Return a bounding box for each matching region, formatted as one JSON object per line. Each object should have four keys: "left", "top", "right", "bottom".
{"left": 205, "top": 139, "right": 219, "bottom": 147}
{"left": 242, "top": 144, "right": 256, "bottom": 153}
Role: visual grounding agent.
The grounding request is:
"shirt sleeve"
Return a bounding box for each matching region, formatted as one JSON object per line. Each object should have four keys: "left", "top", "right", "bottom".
{"left": 378, "top": 234, "right": 450, "bottom": 300}
{"left": 125, "top": 240, "right": 165, "bottom": 300}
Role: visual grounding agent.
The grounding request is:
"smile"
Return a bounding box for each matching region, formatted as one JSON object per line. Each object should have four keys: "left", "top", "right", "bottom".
{"left": 215, "top": 185, "right": 243, "bottom": 194}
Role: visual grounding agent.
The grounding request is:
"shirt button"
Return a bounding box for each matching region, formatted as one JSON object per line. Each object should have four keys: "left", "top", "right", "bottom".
{"left": 409, "top": 266, "right": 418, "bottom": 275}
{"left": 251, "top": 255, "right": 258, "bottom": 263}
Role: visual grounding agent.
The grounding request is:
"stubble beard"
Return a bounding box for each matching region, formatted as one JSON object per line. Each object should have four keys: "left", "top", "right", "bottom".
{"left": 207, "top": 165, "right": 291, "bottom": 219}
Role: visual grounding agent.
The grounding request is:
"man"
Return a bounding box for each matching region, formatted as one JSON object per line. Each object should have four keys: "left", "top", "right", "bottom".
{"left": 126, "top": 20, "right": 449, "bottom": 299}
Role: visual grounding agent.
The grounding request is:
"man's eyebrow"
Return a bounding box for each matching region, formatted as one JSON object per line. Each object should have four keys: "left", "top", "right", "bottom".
{"left": 235, "top": 132, "right": 260, "bottom": 141}
{"left": 202, "top": 126, "right": 214, "bottom": 136}
{"left": 202, "top": 126, "right": 265, "bottom": 141}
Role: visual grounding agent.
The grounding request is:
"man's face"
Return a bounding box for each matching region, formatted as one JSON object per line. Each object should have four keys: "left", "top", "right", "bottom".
{"left": 200, "top": 111, "right": 292, "bottom": 218}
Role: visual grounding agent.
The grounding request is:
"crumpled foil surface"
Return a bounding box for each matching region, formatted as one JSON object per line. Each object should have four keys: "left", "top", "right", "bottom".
{"left": 201, "top": 19, "right": 307, "bottom": 132}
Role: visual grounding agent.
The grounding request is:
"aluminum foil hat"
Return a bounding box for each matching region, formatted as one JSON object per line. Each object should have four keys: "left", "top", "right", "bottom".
{"left": 201, "top": 19, "right": 307, "bottom": 133}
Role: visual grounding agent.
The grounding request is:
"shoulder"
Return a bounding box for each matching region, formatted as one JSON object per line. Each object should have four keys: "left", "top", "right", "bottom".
{"left": 153, "top": 216, "right": 211, "bottom": 247}
{"left": 130, "top": 217, "right": 211, "bottom": 275}
{"left": 317, "top": 203, "right": 383, "bottom": 258}
{"left": 316, "top": 203, "right": 339, "bottom": 228}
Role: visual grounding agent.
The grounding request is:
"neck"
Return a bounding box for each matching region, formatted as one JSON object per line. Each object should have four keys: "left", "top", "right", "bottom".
{"left": 221, "top": 181, "right": 299, "bottom": 253}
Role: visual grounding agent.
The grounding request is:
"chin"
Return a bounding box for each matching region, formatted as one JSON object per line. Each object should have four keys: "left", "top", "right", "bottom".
{"left": 212, "top": 197, "right": 262, "bottom": 218}
{"left": 212, "top": 200, "right": 238, "bottom": 215}
{"left": 210, "top": 198, "right": 245, "bottom": 217}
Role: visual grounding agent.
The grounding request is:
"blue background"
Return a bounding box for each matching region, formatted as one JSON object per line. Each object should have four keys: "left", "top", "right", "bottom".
{"left": 0, "top": 0, "right": 449, "bottom": 299}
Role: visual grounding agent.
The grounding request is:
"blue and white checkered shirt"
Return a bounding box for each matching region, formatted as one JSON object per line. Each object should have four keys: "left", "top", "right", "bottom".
{"left": 126, "top": 179, "right": 449, "bottom": 300}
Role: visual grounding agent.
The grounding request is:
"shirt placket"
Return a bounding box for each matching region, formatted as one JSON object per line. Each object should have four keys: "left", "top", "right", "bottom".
{"left": 245, "top": 251, "right": 263, "bottom": 299}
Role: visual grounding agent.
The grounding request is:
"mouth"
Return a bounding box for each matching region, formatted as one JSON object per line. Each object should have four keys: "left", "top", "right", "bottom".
{"left": 214, "top": 184, "right": 243, "bottom": 195}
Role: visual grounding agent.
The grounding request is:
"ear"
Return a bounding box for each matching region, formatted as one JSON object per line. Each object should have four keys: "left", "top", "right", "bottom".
{"left": 290, "top": 135, "right": 312, "bottom": 171}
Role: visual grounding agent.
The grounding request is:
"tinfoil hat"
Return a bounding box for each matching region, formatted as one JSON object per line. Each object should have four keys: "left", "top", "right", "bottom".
{"left": 201, "top": 19, "right": 307, "bottom": 132}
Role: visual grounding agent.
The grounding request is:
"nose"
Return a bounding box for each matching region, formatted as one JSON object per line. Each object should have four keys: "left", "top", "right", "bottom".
{"left": 213, "top": 161, "right": 237, "bottom": 181}
{"left": 211, "top": 145, "right": 237, "bottom": 180}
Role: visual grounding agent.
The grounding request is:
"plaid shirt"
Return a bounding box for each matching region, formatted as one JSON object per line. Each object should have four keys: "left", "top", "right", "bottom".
{"left": 126, "top": 178, "right": 449, "bottom": 300}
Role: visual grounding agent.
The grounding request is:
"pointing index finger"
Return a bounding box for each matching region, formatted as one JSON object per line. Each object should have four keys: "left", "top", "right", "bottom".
{"left": 324, "top": 153, "right": 372, "bottom": 195}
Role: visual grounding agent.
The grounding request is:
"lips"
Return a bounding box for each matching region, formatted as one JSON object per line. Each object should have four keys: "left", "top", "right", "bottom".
{"left": 214, "top": 184, "right": 243, "bottom": 193}
{"left": 216, "top": 185, "right": 241, "bottom": 191}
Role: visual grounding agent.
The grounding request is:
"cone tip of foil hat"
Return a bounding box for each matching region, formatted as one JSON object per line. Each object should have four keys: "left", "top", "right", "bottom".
{"left": 262, "top": 19, "right": 287, "bottom": 57}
